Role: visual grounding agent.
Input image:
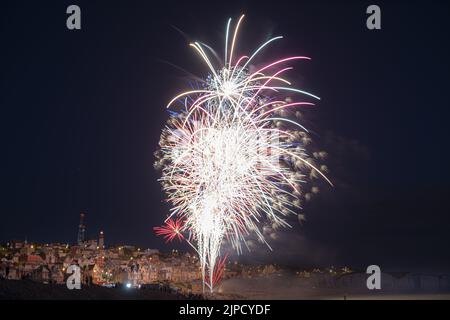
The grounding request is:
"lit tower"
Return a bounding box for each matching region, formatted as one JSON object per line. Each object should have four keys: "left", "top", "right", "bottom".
{"left": 99, "top": 230, "right": 105, "bottom": 249}
{"left": 77, "top": 212, "right": 86, "bottom": 245}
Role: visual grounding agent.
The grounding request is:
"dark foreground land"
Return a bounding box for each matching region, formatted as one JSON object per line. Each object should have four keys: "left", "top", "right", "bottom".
{"left": 0, "top": 280, "right": 202, "bottom": 300}
{"left": 217, "top": 275, "right": 450, "bottom": 300}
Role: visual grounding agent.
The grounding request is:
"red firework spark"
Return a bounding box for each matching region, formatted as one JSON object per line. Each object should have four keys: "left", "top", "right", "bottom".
{"left": 154, "top": 218, "right": 185, "bottom": 243}
{"left": 212, "top": 254, "right": 228, "bottom": 287}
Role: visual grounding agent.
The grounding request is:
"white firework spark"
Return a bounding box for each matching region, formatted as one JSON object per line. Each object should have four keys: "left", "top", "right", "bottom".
{"left": 154, "top": 14, "right": 332, "bottom": 292}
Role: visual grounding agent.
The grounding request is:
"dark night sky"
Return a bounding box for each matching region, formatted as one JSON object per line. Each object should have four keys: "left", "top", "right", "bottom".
{"left": 1, "top": 1, "right": 450, "bottom": 271}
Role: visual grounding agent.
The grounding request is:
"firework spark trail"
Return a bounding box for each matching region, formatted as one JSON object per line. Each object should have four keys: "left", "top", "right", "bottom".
{"left": 154, "top": 15, "right": 332, "bottom": 292}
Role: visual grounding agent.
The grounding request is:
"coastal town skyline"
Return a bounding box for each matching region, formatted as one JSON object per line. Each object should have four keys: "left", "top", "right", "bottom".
{"left": 3, "top": 235, "right": 450, "bottom": 300}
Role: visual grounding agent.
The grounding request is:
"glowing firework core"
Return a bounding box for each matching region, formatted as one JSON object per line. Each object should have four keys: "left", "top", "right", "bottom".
{"left": 154, "top": 15, "right": 331, "bottom": 292}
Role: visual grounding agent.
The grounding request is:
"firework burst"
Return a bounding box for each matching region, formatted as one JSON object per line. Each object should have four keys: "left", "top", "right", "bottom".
{"left": 154, "top": 15, "right": 332, "bottom": 292}
{"left": 153, "top": 218, "right": 185, "bottom": 243}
